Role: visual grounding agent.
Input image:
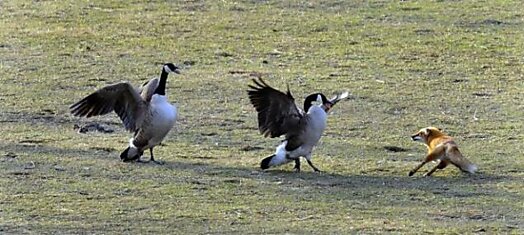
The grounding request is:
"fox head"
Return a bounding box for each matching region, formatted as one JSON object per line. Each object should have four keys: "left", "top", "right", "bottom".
{"left": 411, "top": 127, "right": 444, "bottom": 143}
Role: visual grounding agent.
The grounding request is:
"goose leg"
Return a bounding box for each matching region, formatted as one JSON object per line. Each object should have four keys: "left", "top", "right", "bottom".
{"left": 134, "top": 151, "right": 149, "bottom": 163}
{"left": 306, "top": 160, "right": 321, "bottom": 172}
{"left": 149, "top": 148, "right": 164, "bottom": 165}
{"left": 293, "top": 159, "right": 301, "bottom": 173}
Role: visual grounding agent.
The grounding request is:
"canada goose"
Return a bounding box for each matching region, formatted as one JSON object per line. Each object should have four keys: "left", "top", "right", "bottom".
{"left": 247, "top": 78, "right": 348, "bottom": 172}
{"left": 70, "top": 63, "right": 180, "bottom": 164}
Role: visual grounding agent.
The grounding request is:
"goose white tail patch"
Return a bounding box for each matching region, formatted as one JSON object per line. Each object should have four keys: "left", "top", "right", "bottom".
{"left": 129, "top": 138, "right": 137, "bottom": 149}
{"left": 269, "top": 141, "right": 293, "bottom": 167}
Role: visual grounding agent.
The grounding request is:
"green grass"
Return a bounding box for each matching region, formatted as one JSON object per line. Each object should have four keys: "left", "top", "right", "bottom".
{"left": 1, "top": 0, "right": 523, "bottom": 233}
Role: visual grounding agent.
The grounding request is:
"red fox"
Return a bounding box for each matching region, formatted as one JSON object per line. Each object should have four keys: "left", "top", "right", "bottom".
{"left": 410, "top": 127, "right": 477, "bottom": 176}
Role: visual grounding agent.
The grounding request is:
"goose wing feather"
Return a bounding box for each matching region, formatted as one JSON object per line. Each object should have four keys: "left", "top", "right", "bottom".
{"left": 138, "top": 78, "right": 159, "bottom": 102}
{"left": 70, "top": 82, "right": 146, "bottom": 132}
{"left": 247, "top": 78, "right": 304, "bottom": 138}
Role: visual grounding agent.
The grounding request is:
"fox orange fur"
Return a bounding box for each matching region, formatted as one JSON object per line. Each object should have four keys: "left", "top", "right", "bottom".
{"left": 410, "top": 127, "right": 477, "bottom": 176}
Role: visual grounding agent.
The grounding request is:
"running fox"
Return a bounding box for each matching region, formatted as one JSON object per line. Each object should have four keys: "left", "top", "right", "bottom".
{"left": 410, "top": 127, "right": 477, "bottom": 176}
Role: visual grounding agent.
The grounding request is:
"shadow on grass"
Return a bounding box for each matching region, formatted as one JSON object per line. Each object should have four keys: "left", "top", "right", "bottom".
{"left": 0, "top": 111, "right": 74, "bottom": 125}
{"left": 2, "top": 141, "right": 519, "bottom": 201}
{"left": 148, "top": 158, "right": 520, "bottom": 198}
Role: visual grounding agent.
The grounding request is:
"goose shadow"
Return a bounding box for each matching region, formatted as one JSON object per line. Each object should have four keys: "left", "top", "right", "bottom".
{"left": 147, "top": 158, "right": 520, "bottom": 200}
{"left": 2, "top": 141, "right": 519, "bottom": 201}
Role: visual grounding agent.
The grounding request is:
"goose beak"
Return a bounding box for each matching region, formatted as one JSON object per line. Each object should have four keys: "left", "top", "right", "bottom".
{"left": 173, "top": 67, "right": 181, "bottom": 74}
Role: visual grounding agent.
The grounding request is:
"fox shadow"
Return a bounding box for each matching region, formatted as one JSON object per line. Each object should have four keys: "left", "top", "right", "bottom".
{"left": 3, "top": 141, "right": 517, "bottom": 202}
{"left": 154, "top": 158, "right": 518, "bottom": 200}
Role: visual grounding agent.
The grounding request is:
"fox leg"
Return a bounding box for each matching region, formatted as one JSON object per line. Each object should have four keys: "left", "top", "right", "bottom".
{"left": 409, "top": 161, "right": 427, "bottom": 176}
{"left": 409, "top": 144, "right": 446, "bottom": 176}
{"left": 424, "top": 160, "right": 449, "bottom": 177}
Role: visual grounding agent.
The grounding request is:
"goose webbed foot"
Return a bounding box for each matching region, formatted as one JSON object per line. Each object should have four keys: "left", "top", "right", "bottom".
{"left": 136, "top": 158, "right": 150, "bottom": 163}
{"left": 136, "top": 159, "right": 165, "bottom": 165}
{"left": 135, "top": 158, "right": 164, "bottom": 165}
{"left": 149, "top": 148, "right": 165, "bottom": 165}
{"left": 151, "top": 160, "right": 165, "bottom": 165}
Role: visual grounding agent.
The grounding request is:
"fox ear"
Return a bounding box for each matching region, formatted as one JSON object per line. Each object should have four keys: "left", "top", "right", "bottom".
{"left": 425, "top": 128, "right": 431, "bottom": 135}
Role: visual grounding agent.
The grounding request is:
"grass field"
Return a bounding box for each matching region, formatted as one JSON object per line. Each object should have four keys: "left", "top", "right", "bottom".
{"left": 1, "top": 0, "right": 523, "bottom": 233}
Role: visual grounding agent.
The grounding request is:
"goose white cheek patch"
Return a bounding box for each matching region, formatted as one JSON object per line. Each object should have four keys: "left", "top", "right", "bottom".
{"left": 316, "top": 94, "right": 322, "bottom": 103}
{"left": 164, "top": 65, "right": 173, "bottom": 73}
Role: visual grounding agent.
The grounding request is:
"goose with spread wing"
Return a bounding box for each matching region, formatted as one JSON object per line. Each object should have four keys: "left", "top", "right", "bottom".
{"left": 70, "top": 63, "right": 180, "bottom": 164}
{"left": 247, "top": 78, "right": 348, "bottom": 172}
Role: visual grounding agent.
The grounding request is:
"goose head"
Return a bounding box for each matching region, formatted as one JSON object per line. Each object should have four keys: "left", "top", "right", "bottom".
{"left": 163, "top": 63, "right": 181, "bottom": 74}
{"left": 304, "top": 93, "right": 332, "bottom": 112}
{"left": 154, "top": 63, "right": 181, "bottom": 96}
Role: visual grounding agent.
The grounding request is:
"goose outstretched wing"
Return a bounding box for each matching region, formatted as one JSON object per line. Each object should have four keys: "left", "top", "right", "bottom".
{"left": 70, "top": 82, "right": 147, "bottom": 132}
{"left": 247, "top": 78, "right": 304, "bottom": 138}
{"left": 138, "top": 78, "right": 159, "bottom": 102}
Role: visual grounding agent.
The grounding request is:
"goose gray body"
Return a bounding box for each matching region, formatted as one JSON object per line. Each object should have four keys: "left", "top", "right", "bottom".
{"left": 247, "top": 78, "right": 348, "bottom": 172}
{"left": 70, "top": 63, "right": 180, "bottom": 163}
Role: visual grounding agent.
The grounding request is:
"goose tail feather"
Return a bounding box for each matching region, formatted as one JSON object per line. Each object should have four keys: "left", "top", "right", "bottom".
{"left": 260, "top": 141, "right": 292, "bottom": 169}
{"left": 120, "top": 139, "right": 141, "bottom": 162}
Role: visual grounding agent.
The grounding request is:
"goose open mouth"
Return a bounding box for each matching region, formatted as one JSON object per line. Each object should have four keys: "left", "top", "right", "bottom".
{"left": 323, "top": 102, "right": 333, "bottom": 112}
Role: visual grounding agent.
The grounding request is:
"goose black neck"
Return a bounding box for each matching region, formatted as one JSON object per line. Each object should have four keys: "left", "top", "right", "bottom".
{"left": 154, "top": 70, "right": 169, "bottom": 95}
{"left": 303, "top": 94, "right": 318, "bottom": 112}
{"left": 304, "top": 93, "right": 328, "bottom": 112}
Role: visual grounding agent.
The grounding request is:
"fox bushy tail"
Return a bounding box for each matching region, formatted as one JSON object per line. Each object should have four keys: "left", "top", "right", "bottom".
{"left": 450, "top": 153, "right": 477, "bottom": 173}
